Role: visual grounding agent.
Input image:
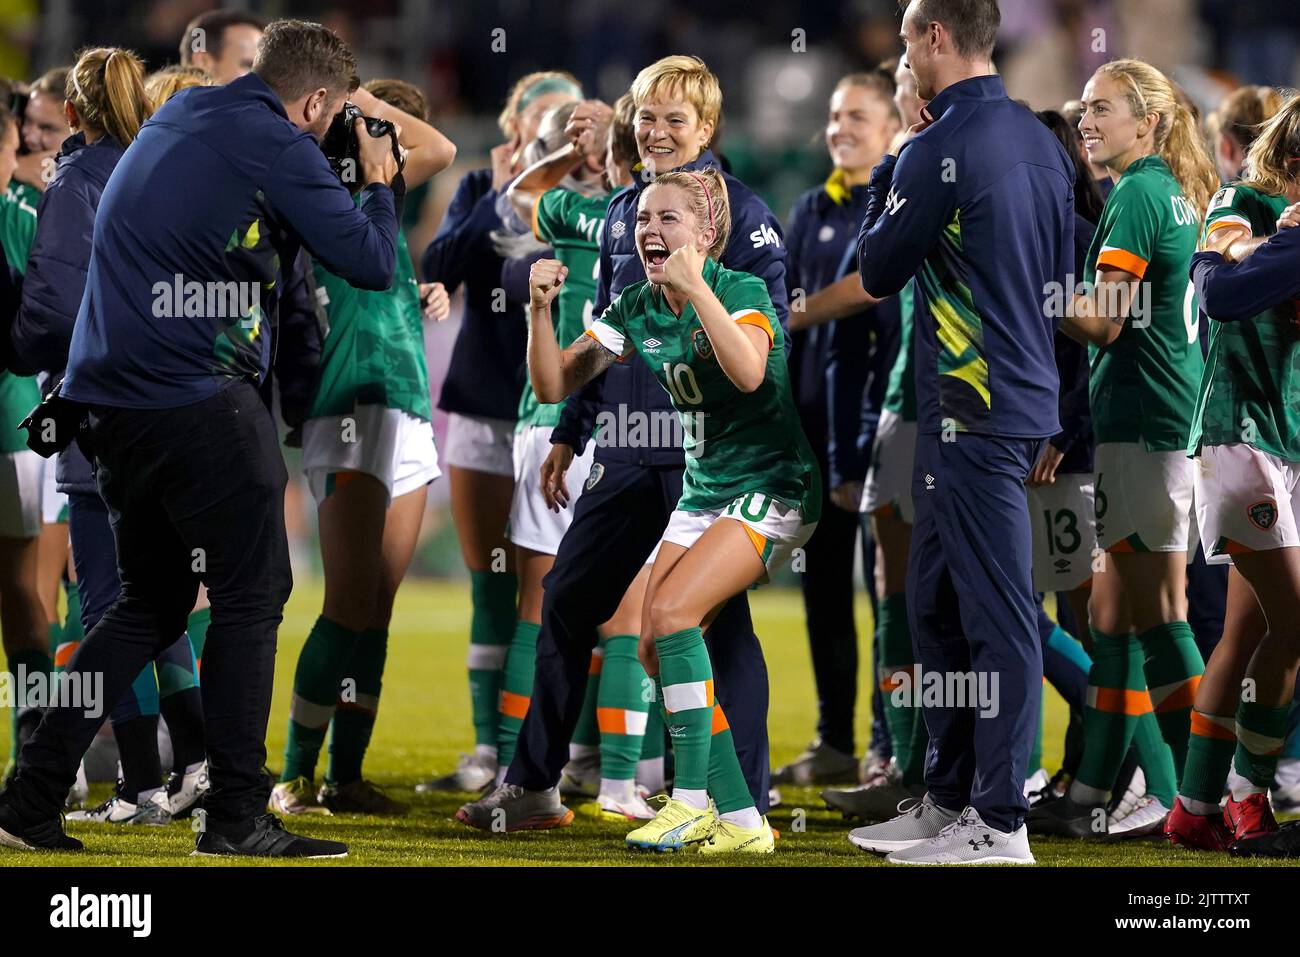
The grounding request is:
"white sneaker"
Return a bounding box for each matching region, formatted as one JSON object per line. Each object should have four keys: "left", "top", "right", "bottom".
{"left": 1272, "top": 758, "right": 1300, "bottom": 812}
{"left": 1023, "top": 768, "right": 1050, "bottom": 799}
{"left": 66, "top": 762, "right": 89, "bottom": 809}
{"left": 590, "top": 786, "right": 657, "bottom": 821}
{"left": 416, "top": 750, "right": 498, "bottom": 793}
{"left": 67, "top": 788, "right": 172, "bottom": 825}
{"left": 848, "top": 793, "right": 961, "bottom": 853}
{"left": 1108, "top": 766, "right": 1146, "bottom": 823}
{"left": 167, "top": 761, "right": 209, "bottom": 818}
{"left": 1107, "top": 794, "right": 1170, "bottom": 838}
{"left": 886, "top": 806, "right": 1035, "bottom": 865}
{"left": 559, "top": 753, "right": 601, "bottom": 798}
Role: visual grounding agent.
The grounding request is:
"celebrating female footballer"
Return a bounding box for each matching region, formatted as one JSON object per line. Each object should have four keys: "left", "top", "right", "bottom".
{"left": 1032, "top": 58, "right": 1219, "bottom": 836}
{"left": 1164, "top": 94, "right": 1300, "bottom": 852}
{"left": 525, "top": 168, "right": 820, "bottom": 854}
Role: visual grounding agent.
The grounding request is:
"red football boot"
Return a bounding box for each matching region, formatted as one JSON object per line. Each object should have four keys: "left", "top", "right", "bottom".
{"left": 1164, "top": 797, "right": 1232, "bottom": 851}
{"left": 1224, "top": 792, "right": 1278, "bottom": 841}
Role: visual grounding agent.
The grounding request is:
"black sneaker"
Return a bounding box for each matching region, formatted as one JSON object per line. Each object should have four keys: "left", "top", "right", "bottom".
{"left": 0, "top": 798, "right": 83, "bottom": 852}
{"left": 1026, "top": 794, "right": 1107, "bottom": 838}
{"left": 1228, "top": 820, "right": 1300, "bottom": 859}
{"left": 192, "top": 813, "right": 348, "bottom": 858}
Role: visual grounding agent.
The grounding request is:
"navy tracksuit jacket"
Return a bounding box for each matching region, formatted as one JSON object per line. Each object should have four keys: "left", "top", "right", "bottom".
{"left": 857, "top": 75, "right": 1074, "bottom": 832}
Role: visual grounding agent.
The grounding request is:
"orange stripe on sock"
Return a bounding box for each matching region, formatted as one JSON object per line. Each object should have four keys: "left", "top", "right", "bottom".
{"left": 54, "top": 642, "right": 80, "bottom": 668}
{"left": 596, "top": 707, "right": 625, "bottom": 734}
{"left": 710, "top": 703, "right": 730, "bottom": 735}
{"left": 587, "top": 653, "right": 603, "bottom": 675}
{"left": 1093, "top": 686, "right": 1153, "bottom": 715}
{"left": 1153, "top": 676, "right": 1200, "bottom": 714}
{"left": 878, "top": 668, "right": 910, "bottom": 693}
{"left": 1191, "top": 711, "right": 1236, "bottom": 741}
{"left": 499, "top": 690, "right": 531, "bottom": 719}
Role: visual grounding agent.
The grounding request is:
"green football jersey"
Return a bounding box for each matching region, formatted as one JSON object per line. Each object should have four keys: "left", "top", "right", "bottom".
{"left": 588, "top": 257, "right": 822, "bottom": 520}
{"left": 308, "top": 229, "right": 432, "bottom": 422}
{"left": 881, "top": 279, "right": 917, "bottom": 422}
{"left": 517, "top": 187, "right": 613, "bottom": 431}
{"left": 1086, "top": 154, "right": 1204, "bottom": 451}
{"left": 0, "top": 182, "right": 40, "bottom": 454}
{"left": 1188, "top": 183, "right": 1299, "bottom": 458}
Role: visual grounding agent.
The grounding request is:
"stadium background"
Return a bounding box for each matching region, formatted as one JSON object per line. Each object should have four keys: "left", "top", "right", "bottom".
{"left": 0, "top": 0, "right": 1297, "bottom": 864}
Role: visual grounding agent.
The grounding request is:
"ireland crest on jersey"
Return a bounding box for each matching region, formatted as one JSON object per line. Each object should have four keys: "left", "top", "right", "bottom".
{"left": 1248, "top": 500, "right": 1278, "bottom": 531}
{"left": 692, "top": 327, "right": 714, "bottom": 361}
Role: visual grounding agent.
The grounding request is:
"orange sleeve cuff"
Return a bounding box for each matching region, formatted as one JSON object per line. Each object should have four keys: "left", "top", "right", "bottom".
{"left": 733, "top": 310, "right": 774, "bottom": 346}
{"left": 530, "top": 195, "right": 544, "bottom": 242}
{"left": 1096, "top": 248, "right": 1149, "bottom": 280}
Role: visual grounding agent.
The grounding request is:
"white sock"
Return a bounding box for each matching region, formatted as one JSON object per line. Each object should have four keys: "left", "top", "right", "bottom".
{"left": 672, "top": 787, "right": 708, "bottom": 810}
{"left": 636, "top": 756, "right": 665, "bottom": 793}
{"left": 184, "top": 760, "right": 205, "bottom": 775}
{"left": 135, "top": 786, "right": 163, "bottom": 807}
{"left": 719, "top": 806, "right": 762, "bottom": 829}
{"left": 474, "top": 743, "right": 498, "bottom": 763}
{"left": 1182, "top": 795, "right": 1220, "bottom": 816}
{"left": 1275, "top": 757, "right": 1300, "bottom": 787}
{"left": 1226, "top": 766, "right": 1261, "bottom": 802}
{"left": 569, "top": 743, "right": 598, "bottom": 761}
{"left": 495, "top": 765, "right": 507, "bottom": 786}
{"left": 600, "top": 778, "right": 636, "bottom": 804}
{"left": 1068, "top": 779, "right": 1108, "bottom": 806}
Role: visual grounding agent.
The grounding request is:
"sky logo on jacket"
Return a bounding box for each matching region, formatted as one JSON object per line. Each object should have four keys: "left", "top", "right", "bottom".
{"left": 749, "top": 221, "right": 781, "bottom": 249}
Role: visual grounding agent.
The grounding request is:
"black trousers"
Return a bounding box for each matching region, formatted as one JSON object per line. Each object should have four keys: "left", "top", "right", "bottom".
{"left": 10, "top": 381, "right": 291, "bottom": 829}
{"left": 507, "top": 459, "right": 771, "bottom": 811}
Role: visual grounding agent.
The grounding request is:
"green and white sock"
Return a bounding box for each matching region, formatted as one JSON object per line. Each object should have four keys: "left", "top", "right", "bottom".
{"left": 328, "top": 627, "right": 388, "bottom": 786}
{"left": 186, "top": 606, "right": 211, "bottom": 672}
{"left": 569, "top": 641, "right": 603, "bottom": 760}
{"left": 637, "top": 696, "right": 666, "bottom": 793}
{"left": 657, "top": 627, "right": 715, "bottom": 809}
{"left": 1132, "top": 710, "right": 1178, "bottom": 807}
{"left": 1180, "top": 710, "right": 1236, "bottom": 815}
{"left": 467, "top": 570, "right": 516, "bottom": 748}
{"left": 1139, "top": 620, "right": 1204, "bottom": 783}
{"left": 1074, "top": 629, "right": 1147, "bottom": 802}
{"left": 708, "top": 702, "right": 757, "bottom": 823}
{"left": 876, "top": 592, "right": 917, "bottom": 775}
{"left": 1233, "top": 699, "right": 1290, "bottom": 797}
{"left": 596, "top": 634, "right": 649, "bottom": 787}
{"left": 496, "top": 620, "right": 539, "bottom": 773}
{"left": 282, "top": 616, "right": 360, "bottom": 782}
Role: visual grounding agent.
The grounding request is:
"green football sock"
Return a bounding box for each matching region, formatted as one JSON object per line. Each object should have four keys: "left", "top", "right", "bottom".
{"left": 1029, "top": 691, "right": 1044, "bottom": 773}
{"left": 47, "top": 622, "right": 64, "bottom": 671}
{"left": 596, "top": 634, "right": 649, "bottom": 782}
{"left": 1283, "top": 702, "right": 1300, "bottom": 760}
{"left": 1138, "top": 620, "right": 1203, "bottom": 783}
{"left": 328, "top": 627, "right": 388, "bottom": 786}
{"left": 1133, "top": 711, "right": 1178, "bottom": 807}
{"left": 186, "top": 606, "right": 211, "bottom": 670}
{"left": 468, "top": 570, "right": 516, "bottom": 747}
{"left": 496, "top": 620, "right": 539, "bottom": 771}
{"left": 876, "top": 592, "right": 917, "bottom": 774}
{"left": 707, "top": 705, "right": 755, "bottom": 814}
{"left": 1180, "top": 710, "right": 1236, "bottom": 809}
{"left": 61, "top": 579, "right": 83, "bottom": 645}
{"left": 1234, "top": 699, "right": 1291, "bottom": 793}
{"left": 570, "top": 641, "right": 603, "bottom": 752}
{"left": 656, "top": 627, "right": 714, "bottom": 795}
{"left": 282, "top": 616, "right": 360, "bottom": 782}
{"left": 1076, "top": 629, "right": 1146, "bottom": 798}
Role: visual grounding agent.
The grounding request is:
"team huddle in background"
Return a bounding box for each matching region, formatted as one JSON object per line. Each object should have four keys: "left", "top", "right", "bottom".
{"left": 2, "top": 0, "right": 1300, "bottom": 863}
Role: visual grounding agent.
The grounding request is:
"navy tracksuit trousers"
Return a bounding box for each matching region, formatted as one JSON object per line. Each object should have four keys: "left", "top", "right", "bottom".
{"left": 907, "top": 432, "right": 1043, "bottom": 832}
{"left": 507, "top": 459, "right": 771, "bottom": 812}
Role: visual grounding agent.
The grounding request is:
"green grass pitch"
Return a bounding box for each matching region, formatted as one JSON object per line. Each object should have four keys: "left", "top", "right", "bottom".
{"left": 2, "top": 579, "right": 1295, "bottom": 866}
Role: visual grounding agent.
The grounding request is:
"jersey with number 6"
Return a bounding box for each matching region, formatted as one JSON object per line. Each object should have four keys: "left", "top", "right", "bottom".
{"left": 587, "top": 257, "right": 821, "bottom": 521}
{"left": 1189, "top": 183, "right": 1298, "bottom": 458}
{"left": 1087, "top": 154, "right": 1203, "bottom": 451}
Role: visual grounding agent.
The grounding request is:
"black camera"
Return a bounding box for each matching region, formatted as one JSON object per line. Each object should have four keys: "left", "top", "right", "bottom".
{"left": 320, "top": 101, "right": 405, "bottom": 193}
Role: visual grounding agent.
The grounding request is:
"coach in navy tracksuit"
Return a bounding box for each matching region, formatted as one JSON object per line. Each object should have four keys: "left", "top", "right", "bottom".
{"left": 781, "top": 174, "right": 899, "bottom": 775}
{"left": 0, "top": 22, "right": 399, "bottom": 857}
{"left": 505, "top": 148, "right": 787, "bottom": 811}
{"left": 854, "top": 13, "right": 1072, "bottom": 849}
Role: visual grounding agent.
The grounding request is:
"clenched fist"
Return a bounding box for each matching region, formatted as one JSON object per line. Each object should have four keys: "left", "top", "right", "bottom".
{"left": 529, "top": 258, "right": 569, "bottom": 309}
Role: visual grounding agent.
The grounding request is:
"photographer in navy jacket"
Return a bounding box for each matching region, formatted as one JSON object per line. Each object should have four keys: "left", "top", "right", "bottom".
{"left": 0, "top": 19, "right": 400, "bottom": 859}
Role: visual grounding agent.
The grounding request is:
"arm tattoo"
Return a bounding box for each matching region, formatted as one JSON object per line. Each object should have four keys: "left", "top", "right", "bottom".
{"left": 568, "top": 334, "right": 617, "bottom": 386}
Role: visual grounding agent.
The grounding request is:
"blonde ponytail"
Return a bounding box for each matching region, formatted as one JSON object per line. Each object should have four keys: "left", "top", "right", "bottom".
{"left": 1239, "top": 92, "right": 1300, "bottom": 198}
{"left": 67, "top": 47, "right": 150, "bottom": 145}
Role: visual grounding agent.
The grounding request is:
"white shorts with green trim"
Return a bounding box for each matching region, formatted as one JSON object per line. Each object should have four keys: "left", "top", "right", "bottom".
{"left": 442, "top": 411, "right": 515, "bottom": 477}
{"left": 0, "top": 449, "right": 44, "bottom": 538}
{"left": 653, "top": 492, "right": 817, "bottom": 582}
{"left": 508, "top": 423, "right": 595, "bottom": 555}
{"left": 1028, "top": 474, "right": 1098, "bottom": 592}
{"left": 861, "top": 409, "right": 916, "bottom": 524}
{"left": 302, "top": 405, "right": 441, "bottom": 506}
{"left": 1195, "top": 442, "right": 1300, "bottom": 565}
{"left": 1094, "top": 442, "right": 1195, "bottom": 554}
{"left": 40, "top": 454, "right": 67, "bottom": 525}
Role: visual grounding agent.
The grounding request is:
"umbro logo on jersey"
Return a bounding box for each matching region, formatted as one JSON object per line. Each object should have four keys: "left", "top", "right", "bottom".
{"left": 643, "top": 337, "right": 662, "bottom": 350}
{"left": 610, "top": 220, "right": 626, "bottom": 239}
{"left": 1053, "top": 558, "right": 1072, "bottom": 573}
{"left": 885, "top": 189, "right": 908, "bottom": 216}
{"left": 924, "top": 473, "right": 935, "bottom": 490}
